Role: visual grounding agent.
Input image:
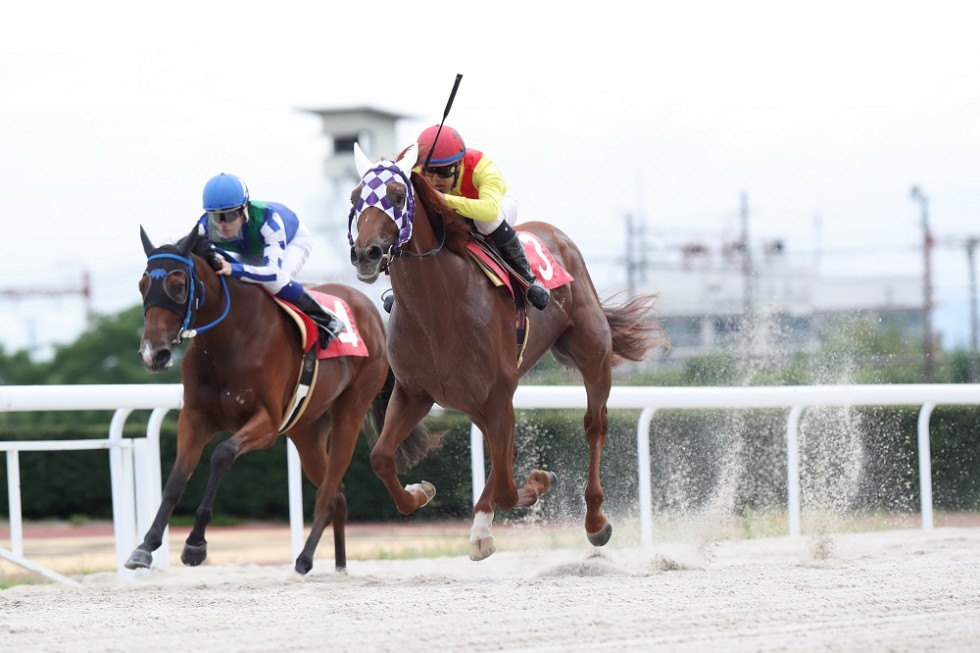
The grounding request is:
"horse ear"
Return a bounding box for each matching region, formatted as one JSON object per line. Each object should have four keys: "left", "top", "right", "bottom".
{"left": 397, "top": 142, "right": 418, "bottom": 178}
{"left": 353, "top": 141, "right": 373, "bottom": 177}
{"left": 178, "top": 224, "right": 199, "bottom": 256}
{"left": 140, "top": 225, "right": 156, "bottom": 256}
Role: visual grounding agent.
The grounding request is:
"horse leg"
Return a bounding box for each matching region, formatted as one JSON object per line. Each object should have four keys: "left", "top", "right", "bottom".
{"left": 331, "top": 488, "right": 348, "bottom": 570}
{"left": 295, "top": 403, "right": 366, "bottom": 575}
{"left": 181, "top": 414, "right": 279, "bottom": 566}
{"left": 125, "top": 413, "right": 209, "bottom": 570}
{"left": 515, "top": 469, "right": 559, "bottom": 508}
{"left": 369, "top": 383, "right": 436, "bottom": 514}
{"left": 466, "top": 404, "right": 524, "bottom": 562}
{"left": 467, "top": 467, "right": 555, "bottom": 562}
{"left": 581, "top": 397, "right": 613, "bottom": 546}
{"left": 467, "top": 452, "right": 558, "bottom": 562}
{"left": 179, "top": 438, "right": 239, "bottom": 565}
{"left": 469, "top": 465, "right": 497, "bottom": 561}
{"left": 555, "top": 332, "right": 615, "bottom": 547}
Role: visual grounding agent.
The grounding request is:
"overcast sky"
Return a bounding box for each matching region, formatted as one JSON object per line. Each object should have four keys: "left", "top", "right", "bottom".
{"left": 2, "top": 0, "right": 979, "bottom": 356}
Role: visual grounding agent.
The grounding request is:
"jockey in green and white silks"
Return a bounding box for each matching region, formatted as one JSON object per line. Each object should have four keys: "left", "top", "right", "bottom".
{"left": 196, "top": 172, "right": 341, "bottom": 348}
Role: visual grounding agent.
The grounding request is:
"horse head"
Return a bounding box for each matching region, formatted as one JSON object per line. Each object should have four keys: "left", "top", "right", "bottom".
{"left": 348, "top": 142, "right": 418, "bottom": 283}
{"left": 138, "top": 224, "right": 223, "bottom": 372}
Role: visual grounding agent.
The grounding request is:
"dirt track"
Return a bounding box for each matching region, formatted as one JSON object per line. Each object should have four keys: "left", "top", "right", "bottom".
{"left": 2, "top": 522, "right": 980, "bottom": 652}
{"left": 0, "top": 520, "right": 483, "bottom": 577}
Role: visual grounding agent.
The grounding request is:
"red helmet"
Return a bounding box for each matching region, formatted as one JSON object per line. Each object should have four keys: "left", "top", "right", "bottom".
{"left": 418, "top": 124, "right": 466, "bottom": 167}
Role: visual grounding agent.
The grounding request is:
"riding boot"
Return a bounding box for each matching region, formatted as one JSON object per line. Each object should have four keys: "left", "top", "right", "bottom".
{"left": 489, "top": 223, "right": 551, "bottom": 310}
{"left": 293, "top": 291, "right": 343, "bottom": 349}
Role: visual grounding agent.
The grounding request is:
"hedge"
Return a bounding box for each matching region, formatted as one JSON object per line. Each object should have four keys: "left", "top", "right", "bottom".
{"left": 2, "top": 406, "right": 979, "bottom": 523}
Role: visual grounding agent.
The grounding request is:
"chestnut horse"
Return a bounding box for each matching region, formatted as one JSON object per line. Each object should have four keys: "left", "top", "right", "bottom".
{"left": 128, "top": 225, "right": 439, "bottom": 575}
{"left": 348, "top": 143, "right": 667, "bottom": 560}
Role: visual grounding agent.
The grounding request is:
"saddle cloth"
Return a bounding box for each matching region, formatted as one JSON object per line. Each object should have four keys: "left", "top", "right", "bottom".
{"left": 272, "top": 291, "right": 370, "bottom": 359}
{"left": 465, "top": 231, "right": 575, "bottom": 298}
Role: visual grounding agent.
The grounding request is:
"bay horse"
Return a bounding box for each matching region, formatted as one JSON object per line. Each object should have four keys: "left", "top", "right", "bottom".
{"left": 129, "top": 225, "right": 439, "bottom": 575}
{"left": 348, "top": 143, "right": 668, "bottom": 560}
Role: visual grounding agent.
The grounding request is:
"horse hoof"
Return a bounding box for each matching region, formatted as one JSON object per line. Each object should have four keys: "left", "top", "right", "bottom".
{"left": 469, "top": 537, "right": 496, "bottom": 562}
{"left": 527, "top": 469, "right": 558, "bottom": 495}
{"left": 294, "top": 555, "right": 313, "bottom": 576}
{"left": 181, "top": 542, "right": 208, "bottom": 566}
{"left": 587, "top": 521, "right": 613, "bottom": 547}
{"left": 405, "top": 480, "right": 437, "bottom": 508}
{"left": 124, "top": 549, "right": 152, "bottom": 570}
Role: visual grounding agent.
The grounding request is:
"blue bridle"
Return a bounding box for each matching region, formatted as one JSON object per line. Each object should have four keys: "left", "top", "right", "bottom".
{"left": 144, "top": 252, "right": 230, "bottom": 343}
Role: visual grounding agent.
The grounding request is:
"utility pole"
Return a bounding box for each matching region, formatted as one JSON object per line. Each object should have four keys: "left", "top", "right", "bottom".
{"left": 966, "top": 238, "right": 979, "bottom": 381}
{"left": 624, "top": 212, "right": 648, "bottom": 297}
{"left": 740, "top": 192, "right": 754, "bottom": 355}
{"left": 910, "top": 186, "right": 935, "bottom": 382}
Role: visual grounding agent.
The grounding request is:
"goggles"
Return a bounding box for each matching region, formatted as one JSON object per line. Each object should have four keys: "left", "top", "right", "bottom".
{"left": 207, "top": 208, "right": 243, "bottom": 224}
{"left": 423, "top": 164, "right": 458, "bottom": 179}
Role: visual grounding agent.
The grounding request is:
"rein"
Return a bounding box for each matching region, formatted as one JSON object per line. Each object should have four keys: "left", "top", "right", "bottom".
{"left": 146, "top": 252, "right": 231, "bottom": 343}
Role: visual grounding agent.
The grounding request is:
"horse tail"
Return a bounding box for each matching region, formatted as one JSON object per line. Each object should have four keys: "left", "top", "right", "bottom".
{"left": 603, "top": 292, "right": 671, "bottom": 367}
{"left": 365, "top": 368, "right": 446, "bottom": 473}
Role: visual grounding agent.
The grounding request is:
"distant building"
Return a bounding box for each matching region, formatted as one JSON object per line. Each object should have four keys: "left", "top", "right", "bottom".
{"left": 647, "top": 240, "right": 922, "bottom": 365}
{"left": 302, "top": 106, "right": 413, "bottom": 183}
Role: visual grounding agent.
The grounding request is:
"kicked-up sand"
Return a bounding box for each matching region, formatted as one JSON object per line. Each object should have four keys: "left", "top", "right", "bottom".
{"left": 1, "top": 519, "right": 979, "bottom": 652}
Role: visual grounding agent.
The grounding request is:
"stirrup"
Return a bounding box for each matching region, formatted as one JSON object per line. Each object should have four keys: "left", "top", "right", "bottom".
{"left": 382, "top": 290, "right": 394, "bottom": 314}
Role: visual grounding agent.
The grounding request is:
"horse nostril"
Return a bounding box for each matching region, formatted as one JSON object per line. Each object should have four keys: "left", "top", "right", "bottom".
{"left": 350, "top": 246, "right": 357, "bottom": 264}
{"left": 368, "top": 246, "right": 382, "bottom": 262}
{"left": 153, "top": 349, "right": 172, "bottom": 368}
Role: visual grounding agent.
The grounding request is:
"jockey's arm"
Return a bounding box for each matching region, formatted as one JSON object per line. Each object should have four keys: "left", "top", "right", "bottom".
{"left": 442, "top": 157, "right": 507, "bottom": 224}
{"left": 227, "top": 213, "right": 289, "bottom": 283}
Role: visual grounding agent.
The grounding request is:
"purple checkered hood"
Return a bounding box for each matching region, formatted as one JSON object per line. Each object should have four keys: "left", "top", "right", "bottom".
{"left": 348, "top": 142, "right": 418, "bottom": 249}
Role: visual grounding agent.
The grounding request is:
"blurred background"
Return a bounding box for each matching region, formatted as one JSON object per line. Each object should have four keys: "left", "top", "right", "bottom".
{"left": 2, "top": 0, "right": 979, "bottom": 379}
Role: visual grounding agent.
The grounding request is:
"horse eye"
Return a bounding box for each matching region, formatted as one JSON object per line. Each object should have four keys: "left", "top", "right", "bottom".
{"left": 387, "top": 185, "right": 406, "bottom": 210}
{"left": 350, "top": 187, "right": 359, "bottom": 205}
{"left": 139, "top": 273, "right": 151, "bottom": 298}
{"left": 164, "top": 271, "right": 189, "bottom": 303}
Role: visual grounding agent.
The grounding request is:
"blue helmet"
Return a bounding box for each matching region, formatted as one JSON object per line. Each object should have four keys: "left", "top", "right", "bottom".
{"left": 202, "top": 173, "right": 249, "bottom": 211}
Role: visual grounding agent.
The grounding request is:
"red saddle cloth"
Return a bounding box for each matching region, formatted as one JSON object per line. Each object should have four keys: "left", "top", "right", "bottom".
{"left": 279, "top": 291, "right": 370, "bottom": 360}
{"left": 465, "top": 231, "right": 575, "bottom": 299}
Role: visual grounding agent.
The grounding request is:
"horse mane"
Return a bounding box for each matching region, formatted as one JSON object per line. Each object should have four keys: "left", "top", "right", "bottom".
{"left": 175, "top": 228, "right": 225, "bottom": 274}
{"left": 410, "top": 171, "right": 474, "bottom": 257}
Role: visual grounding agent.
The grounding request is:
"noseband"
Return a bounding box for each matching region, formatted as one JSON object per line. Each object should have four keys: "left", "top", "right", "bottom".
{"left": 144, "top": 252, "right": 230, "bottom": 344}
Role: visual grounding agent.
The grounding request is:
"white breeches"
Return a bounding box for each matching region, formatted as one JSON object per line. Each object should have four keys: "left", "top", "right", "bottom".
{"left": 472, "top": 195, "right": 518, "bottom": 235}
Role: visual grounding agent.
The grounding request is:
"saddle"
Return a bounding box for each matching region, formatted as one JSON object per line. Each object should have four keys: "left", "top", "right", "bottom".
{"left": 270, "top": 291, "right": 370, "bottom": 432}
{"left": 465, "top": 232, "right": 574, "bottom": 366}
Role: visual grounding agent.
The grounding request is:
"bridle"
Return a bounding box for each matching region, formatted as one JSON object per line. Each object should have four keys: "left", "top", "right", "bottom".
{"left": 143, "top": 251, "right": 230, "bottom": 344}
{"left": 347, "top": 159, "right": 446, "bottom": 273}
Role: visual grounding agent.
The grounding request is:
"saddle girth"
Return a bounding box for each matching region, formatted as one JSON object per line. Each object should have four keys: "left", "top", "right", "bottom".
{"left": 278, "top": 346, "right": 319, "bottom": 433}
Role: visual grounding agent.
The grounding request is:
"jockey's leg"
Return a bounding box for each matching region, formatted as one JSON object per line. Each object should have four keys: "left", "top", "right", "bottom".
{"left": 487, "top": 222, "right": 550, "bottom": 310}
{"left": 295, "top": 291, "right": 343, "bottom": 349}
{"left": 279, "top": 282, "right": 343, "bottom": 349}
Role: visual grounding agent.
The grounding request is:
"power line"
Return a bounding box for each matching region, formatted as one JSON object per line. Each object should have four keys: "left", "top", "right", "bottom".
{"left": 0, "top": 270, "right": 94, "bottom": 336}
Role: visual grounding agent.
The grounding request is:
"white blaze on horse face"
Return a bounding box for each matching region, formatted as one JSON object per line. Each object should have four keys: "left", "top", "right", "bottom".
{"left": 139, "top": 339, "right": 172, "bottom": 370}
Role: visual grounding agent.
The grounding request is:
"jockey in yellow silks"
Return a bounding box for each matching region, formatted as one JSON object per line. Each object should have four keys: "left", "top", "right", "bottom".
{"left": 415, "top": 125, "right": 551, "bottom": 311}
